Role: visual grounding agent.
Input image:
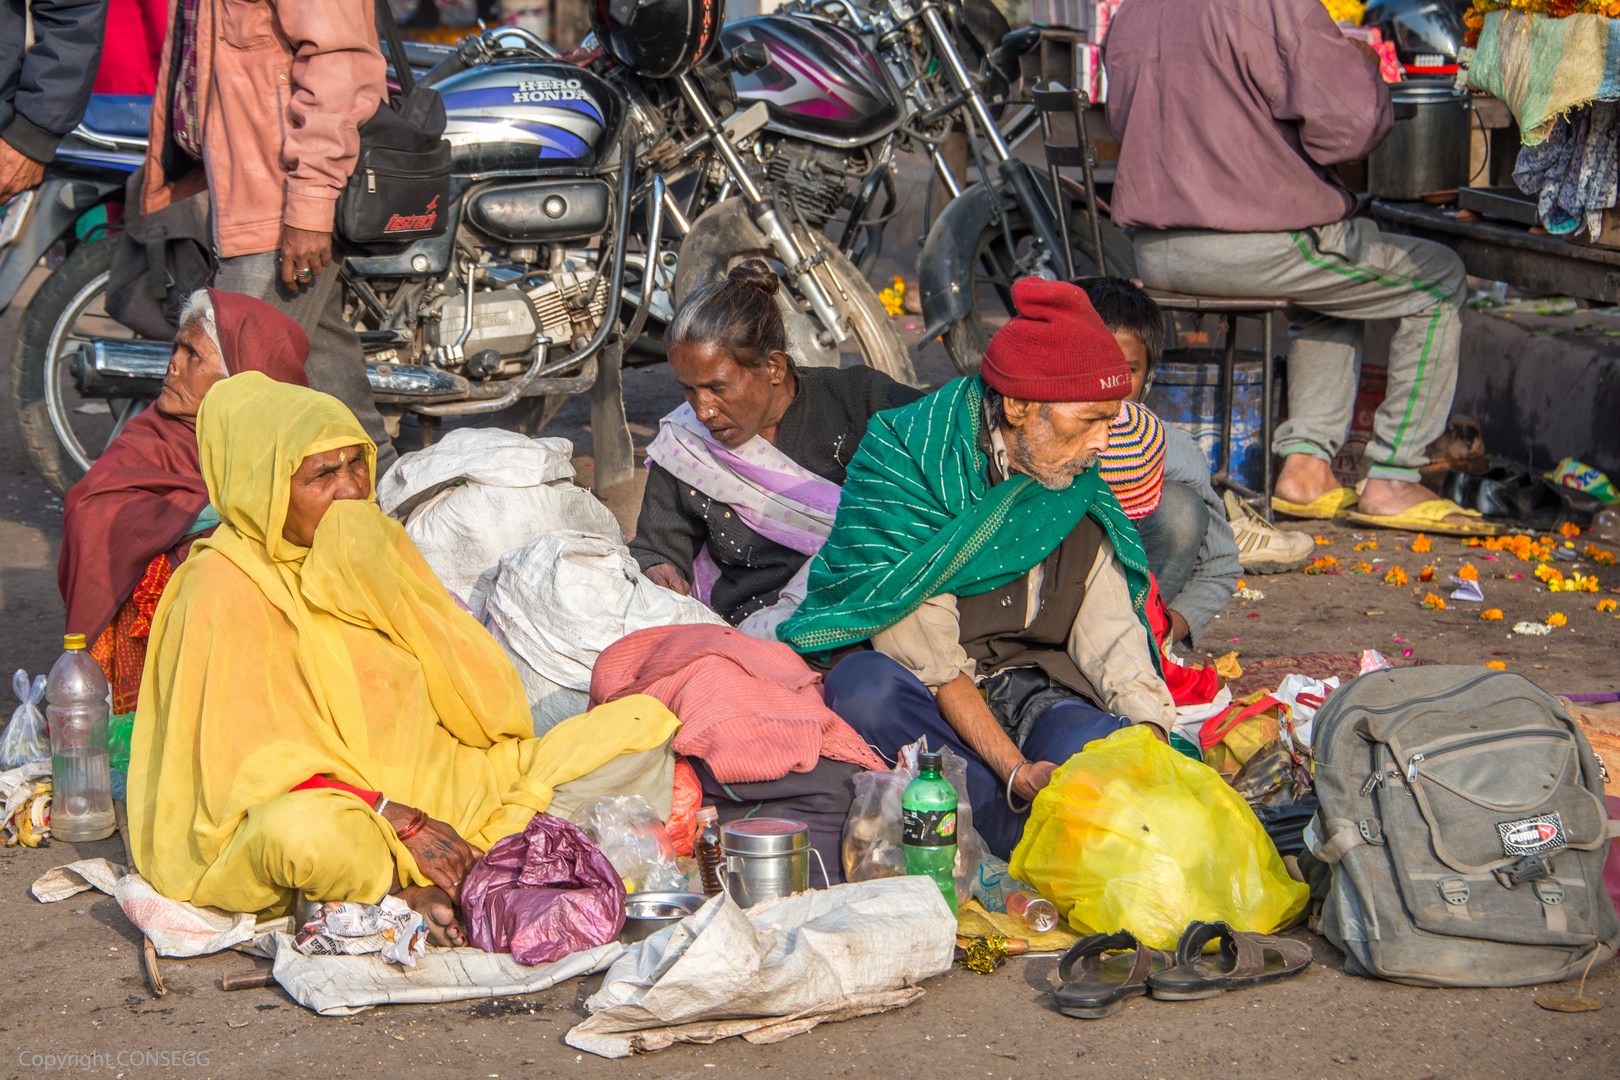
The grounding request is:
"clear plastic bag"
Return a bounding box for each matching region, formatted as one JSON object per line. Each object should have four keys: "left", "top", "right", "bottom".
{"left": 570, "top": 795, "right": 686, "bottom": 893}
{"left": 2, "top": 670, "right": 49, "bottom": 769}
{"left": 840, "top": 737, "right": 984, "bottom": 909}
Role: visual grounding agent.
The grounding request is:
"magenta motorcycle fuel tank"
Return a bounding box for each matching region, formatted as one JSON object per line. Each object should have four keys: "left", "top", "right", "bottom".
{"left": 722, "top": 16, "right": 903, "bottom": 144}
{"left": 437, "top": 60, "right": 624, "bottom": 177}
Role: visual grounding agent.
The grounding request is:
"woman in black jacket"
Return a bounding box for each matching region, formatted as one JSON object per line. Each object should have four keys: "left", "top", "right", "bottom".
{"left": 630, "top": 259, "right": 922, "bottom": 634}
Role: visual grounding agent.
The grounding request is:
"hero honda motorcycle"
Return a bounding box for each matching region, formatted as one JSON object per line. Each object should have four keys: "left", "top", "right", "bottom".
{"left": 8, "top": 0, "right": 1136, "bottom": 494}
{"left": 7, "top": 19, "right": 910, "bottom": 495}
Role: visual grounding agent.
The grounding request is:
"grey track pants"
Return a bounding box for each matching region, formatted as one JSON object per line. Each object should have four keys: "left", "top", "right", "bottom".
{"left": 214, "top": 251, "right": 399, "bottom": 475}
{"left": 1133, "top": 219, "right": 1467, "bottom": 483}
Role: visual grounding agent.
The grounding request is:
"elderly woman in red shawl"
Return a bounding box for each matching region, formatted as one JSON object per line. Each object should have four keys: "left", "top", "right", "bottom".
{"left": 58, "top": 289, "right": 311, "bottom": 714}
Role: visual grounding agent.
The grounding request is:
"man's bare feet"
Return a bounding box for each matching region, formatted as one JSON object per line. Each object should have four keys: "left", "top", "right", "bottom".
{"left": 1357, "top": 477, "right": 1475, "bottom": 526}
{"left": 396, "top": 884, "right": 466, "bottom": 947}
{"left": 1272, "top": 453, "right": 1341, "bottom": 506}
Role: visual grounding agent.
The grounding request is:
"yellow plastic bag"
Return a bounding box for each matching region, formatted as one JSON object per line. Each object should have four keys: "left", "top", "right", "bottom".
{"left": 1008, "top": 726, "right": 1308, "bottom": 950}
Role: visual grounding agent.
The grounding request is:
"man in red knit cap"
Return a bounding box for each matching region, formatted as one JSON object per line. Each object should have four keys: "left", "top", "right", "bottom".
{"left": 788, "top": 278, "right": 1176, "bottom": 859}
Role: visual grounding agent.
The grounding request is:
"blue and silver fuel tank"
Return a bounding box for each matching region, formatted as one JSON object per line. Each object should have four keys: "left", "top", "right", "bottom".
{"left": 437, "top": 59, "right": 623, "bottom": 177}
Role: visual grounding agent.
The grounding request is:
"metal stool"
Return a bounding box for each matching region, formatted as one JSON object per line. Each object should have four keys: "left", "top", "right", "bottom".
{"left": 1032, "top": 80, "right": 1290, "bottom": 519}
{"left": 1144, "top": 292, "right": 1289, "bottom": 519}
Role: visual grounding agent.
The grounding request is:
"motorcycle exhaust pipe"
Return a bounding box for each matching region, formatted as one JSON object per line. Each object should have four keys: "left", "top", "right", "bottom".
{"left": 72, "top": 338, "right": 470, "bottom": 401}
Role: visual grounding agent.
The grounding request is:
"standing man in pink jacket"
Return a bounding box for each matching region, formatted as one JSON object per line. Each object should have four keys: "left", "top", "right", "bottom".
{"left": 141, "top": 0, "right": 396, "bottom": 472}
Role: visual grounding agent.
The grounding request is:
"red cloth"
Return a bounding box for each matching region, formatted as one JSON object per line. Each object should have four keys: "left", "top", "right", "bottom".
{"left": 92, "top": 0, "right": 168, "bottom": 93}
{"left": 589, "top": 625, "right": 885, "bottom": 784}
{"left": 980, "top": 278, "right": 1133, "bottom": 402}
{"left": 1142, "top": 574, "right": 1220, "bottom": 708}
{"left": 293, "top": 775, "right": 382, "bottom": 807}
{"left": 59, "top": 290, "right": 310, "bottom": 642}
{"left": 91, "top": 554, "right": 173, "bottom": 713}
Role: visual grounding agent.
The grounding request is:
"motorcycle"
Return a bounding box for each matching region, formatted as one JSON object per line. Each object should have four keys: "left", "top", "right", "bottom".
{"left": 6, "top": 21, "right": 908, "bottom": 496}
{"left": 709, "top": 0, "right": 1137, "bottom": 374}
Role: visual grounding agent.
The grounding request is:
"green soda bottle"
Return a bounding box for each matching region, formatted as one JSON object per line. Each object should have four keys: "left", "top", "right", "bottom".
{"left": 902, "top": 751, "right": 959, "bottom": 910}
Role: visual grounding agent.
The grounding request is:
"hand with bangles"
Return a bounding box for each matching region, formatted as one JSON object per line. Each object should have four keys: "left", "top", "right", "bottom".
{"left": 380, "top": 800, "right": 484, "bottom": 947}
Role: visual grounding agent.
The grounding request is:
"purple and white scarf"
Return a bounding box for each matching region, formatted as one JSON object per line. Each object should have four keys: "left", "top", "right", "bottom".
{"left": 645, "top": 403, "right": 842, "bottom": 637}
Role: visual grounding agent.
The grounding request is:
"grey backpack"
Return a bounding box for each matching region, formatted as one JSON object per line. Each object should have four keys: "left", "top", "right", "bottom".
{"left": 1309, "top": 666, "right": 1619, "bottom": 987}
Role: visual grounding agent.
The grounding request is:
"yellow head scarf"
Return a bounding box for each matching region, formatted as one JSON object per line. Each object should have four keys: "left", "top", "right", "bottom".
{"left": 129, "top": 374, "right": 679, "bottom": 912}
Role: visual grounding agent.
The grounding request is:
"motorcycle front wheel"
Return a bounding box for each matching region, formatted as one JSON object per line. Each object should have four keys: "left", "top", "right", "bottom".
{"left": 9, "top": 237, "right": 152, "bottom": 496}
{"left": 942, "top": 184, "right": 1137, "bottom": 376}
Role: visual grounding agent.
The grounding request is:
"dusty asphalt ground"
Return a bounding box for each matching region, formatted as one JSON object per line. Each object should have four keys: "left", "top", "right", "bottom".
{"left": 2, "top": 259, "right": 1619, "bottom": 1080}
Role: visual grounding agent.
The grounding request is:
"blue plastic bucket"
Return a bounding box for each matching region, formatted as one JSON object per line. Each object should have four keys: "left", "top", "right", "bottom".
{"left": 1143, "top": 349, "right": 1269, "bottom": 493}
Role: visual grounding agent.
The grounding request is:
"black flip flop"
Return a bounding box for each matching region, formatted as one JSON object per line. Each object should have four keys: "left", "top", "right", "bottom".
{"left": 1053, "top": 930, "right": 1174, "bottom": 1019}
{"left": 1147, "top": 920, "right": 1313, "bottom": 1000}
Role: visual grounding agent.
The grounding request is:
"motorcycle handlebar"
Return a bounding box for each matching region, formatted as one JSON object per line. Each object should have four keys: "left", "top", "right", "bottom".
{"left": 419, "top": 51, "right": 469, "bottom": 88}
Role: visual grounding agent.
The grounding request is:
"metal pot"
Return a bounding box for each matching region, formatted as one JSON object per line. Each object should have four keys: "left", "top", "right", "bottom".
{"left": 1367, "top": 83, "right": 1473, "bottom": 200}
{"left": 720, "top": 818, "right": 811, "bottom": 909}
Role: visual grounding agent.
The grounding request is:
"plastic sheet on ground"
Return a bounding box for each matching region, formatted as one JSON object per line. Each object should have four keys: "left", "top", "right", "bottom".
{"left": 267, "top": 934, "right": 622, "bottom": 1016}
{"left": 31, "top": 857, "right": 288, "bottom": 956}
{"left": 566, "top": 877, "right": 955, "bottom": 1059}
{"left": 376, "top": 429, "right": 623, "bottom": 601}
{"left": 474, "top": 531, "right": 727, "bottom": 731}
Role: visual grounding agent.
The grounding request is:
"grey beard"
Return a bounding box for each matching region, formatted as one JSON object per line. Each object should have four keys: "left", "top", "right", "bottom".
{"left": 1010, "top": 435, "right": 1098, "bottom": 491}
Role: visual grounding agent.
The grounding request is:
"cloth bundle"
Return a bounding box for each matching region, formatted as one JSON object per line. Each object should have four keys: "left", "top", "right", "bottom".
{"left": 377, "top": 428, "right": 623, "bottom": 601}
{"left": 474, "top": 532, "right": 728, "bottom": 732}
{"left": 1469, "top": 10, "right": 1620, "bottom": 146}
{"left": 589, "top": 624, "right": 884, "bottom": 783}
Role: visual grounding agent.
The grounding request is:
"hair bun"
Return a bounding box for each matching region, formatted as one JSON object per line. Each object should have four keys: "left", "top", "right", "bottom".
{"left": 726, "top": 258, "right": 780, "bottom": 298}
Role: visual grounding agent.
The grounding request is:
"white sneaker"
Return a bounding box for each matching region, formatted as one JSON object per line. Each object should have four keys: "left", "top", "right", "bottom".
{"left": 1225, "top": 490, "right": 1317, "bottom": 573}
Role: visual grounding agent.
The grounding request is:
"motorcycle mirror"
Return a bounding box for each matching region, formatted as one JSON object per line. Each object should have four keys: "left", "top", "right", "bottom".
{"left": 987, "top": 26, "right": 1042, "bottom": 73}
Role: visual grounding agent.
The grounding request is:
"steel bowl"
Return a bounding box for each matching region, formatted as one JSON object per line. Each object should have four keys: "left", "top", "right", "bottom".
{"left": 620, "top": 891, "right": 706, "bottom": 943}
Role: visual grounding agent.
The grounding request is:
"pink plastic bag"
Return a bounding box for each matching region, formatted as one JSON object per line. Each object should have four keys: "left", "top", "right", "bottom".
{"left": 461, "top": 813, "right": 626, "bottom": 965}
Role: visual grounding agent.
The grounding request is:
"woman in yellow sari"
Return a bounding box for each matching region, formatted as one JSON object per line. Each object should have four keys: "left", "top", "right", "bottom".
{"left": 128, "top": 372, "right": 678, "bottom": 944}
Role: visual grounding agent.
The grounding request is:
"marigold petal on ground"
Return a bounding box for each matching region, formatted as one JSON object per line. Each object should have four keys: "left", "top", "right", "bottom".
{"left": 1457, "top": 564, "right": 1479, "bottom": 581}
{"left": 1411, "top": 534, "right": 1432, "bottom": 554}
{"left": 1597, "top": 599, "right": 1616, "bottom": 613}
{"left": 1421, "top": 593, "right": 1447, "bottom": 610}
{"left": 1384, "top": 566, "right": 1408, "bottom": 586}
{"left": 1547, "top": 612, "right": 1568, "bottom": 627}
{"left": 1485, "top": 661, "right": 1507, "bottom": 670}
{"left": 1559, "top": 521, "right": 1582, "bottom": 537}
{"left": 1481, "top": 608, "right": 1504, "bottom": 621}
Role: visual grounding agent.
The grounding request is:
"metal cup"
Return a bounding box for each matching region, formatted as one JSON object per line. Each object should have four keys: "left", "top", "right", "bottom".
{"left": 719, "top": 817, "right": 810, "bottom": 908}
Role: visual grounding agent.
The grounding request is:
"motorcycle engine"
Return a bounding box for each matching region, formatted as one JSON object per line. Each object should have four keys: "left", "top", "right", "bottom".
{"left": 760, "top": 140, "right": 853, "bottom": 231}
{"left": 426, "top": 265, "right": 607, "bottom": 375}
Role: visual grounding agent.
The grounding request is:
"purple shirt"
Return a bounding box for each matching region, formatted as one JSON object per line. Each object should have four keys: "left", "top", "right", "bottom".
{"left": 1103, "top": 0, "right": 1392, "bottom": 232}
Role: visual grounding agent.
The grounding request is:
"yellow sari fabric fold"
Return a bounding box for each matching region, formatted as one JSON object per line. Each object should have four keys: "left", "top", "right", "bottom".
{"left": 128, "top": 373, "right": 678, "bottom": 914}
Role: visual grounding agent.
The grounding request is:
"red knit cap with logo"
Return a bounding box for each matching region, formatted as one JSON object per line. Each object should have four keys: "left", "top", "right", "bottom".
{"left": 980, "top": 277, "right": 1133, "bottom": 402}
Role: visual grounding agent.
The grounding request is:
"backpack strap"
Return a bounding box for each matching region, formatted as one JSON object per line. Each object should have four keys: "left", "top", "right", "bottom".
{"left": 1315, "top": 817, "right": 1366, "bottom": 864}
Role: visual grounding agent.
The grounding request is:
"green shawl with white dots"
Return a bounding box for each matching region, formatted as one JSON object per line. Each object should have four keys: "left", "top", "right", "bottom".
{"left": 777, "top": 375, "right": 1156, "bottom": 656}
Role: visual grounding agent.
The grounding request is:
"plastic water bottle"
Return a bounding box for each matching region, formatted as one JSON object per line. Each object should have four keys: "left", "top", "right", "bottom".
{"left": 694, "top": 806, "right": 724, "bottom": 897}
{"left": 1595, "top": 508, "right": 1620, "bottom": 544}
{"left": 1004, "top": 889, "right": 1060, "bottom": 934}
{"left": 902, "top": 751, "right": 959, "bottom": 911}
{"left": 47, "top": 633, "right": 114, "bottom": 842}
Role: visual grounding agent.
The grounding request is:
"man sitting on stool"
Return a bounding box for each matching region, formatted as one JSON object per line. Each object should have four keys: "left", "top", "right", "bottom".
{"left": 1104, "top": 0, "right": 1491, "bottom": 535}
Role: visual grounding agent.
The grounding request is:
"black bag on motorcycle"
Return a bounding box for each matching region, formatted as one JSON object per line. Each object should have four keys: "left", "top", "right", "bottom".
{"left": 335, "top": 0, "right": 452, "bottom": 253}
{"left": 105, "top": 166, "right": 213, "bottom": 340}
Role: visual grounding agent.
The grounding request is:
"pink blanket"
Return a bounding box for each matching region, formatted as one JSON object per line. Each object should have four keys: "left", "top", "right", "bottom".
{"left": 590, "top": 625, "right": 884, "bottom": 783}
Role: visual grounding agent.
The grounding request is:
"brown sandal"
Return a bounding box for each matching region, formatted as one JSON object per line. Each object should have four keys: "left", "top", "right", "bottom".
{"left": 1147, "top": 921, "right": 1312, "bottom": 1000}
{"left": 1054, "top": 930, "right": 1175, "bottom": 1018}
